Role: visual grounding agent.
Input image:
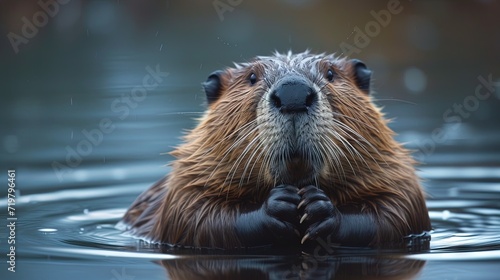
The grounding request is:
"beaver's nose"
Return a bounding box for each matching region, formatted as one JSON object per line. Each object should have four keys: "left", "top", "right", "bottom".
{"left": 270, "top": 77, "right": 317, "bottom": 113}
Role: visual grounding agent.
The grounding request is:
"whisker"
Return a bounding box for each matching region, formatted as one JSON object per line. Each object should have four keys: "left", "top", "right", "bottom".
{"left": 204, "top": 120, "right": 259, "bottom": 189}
{"left": 375, "top": 98, "right": 417, "bottom": 106}
{"left": 332, "top": 123, "right": 374, "bottom": 171}
{"left": 200, "top": 119, "right": 258, "bottom": 159}
{"left": 258, "top": 138, "right": 276, "bottom": 188}
{"left": 318, "top": 134, "right": 347, "bottom": 183}
{"left": 328, "top": 130, "right": 362, "bottom": 174}
{"left": 240, "top": 130, "right": 268, "bottom": 188}
{"left": 224, "top": 126, "right": 263, "bottom": 191}
{"left": 245, "top": 135, "right": 269, "bottom": 185}
{"left": 157, "top": 111, "right": 204, "bottom": 116}
{"left": 331, "top": 111, "right": 380, "bottom": 133}
{"left": 332, "top": 119, "right": 387, "bottom": 169}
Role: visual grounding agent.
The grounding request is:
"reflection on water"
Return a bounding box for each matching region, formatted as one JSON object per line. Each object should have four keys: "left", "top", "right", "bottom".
{"left": 160, "top": 257, "right": 426, "bottom": 280}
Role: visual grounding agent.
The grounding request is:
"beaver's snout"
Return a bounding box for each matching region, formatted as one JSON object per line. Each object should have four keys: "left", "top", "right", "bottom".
{"left": 270, "top": 76, "right": 317, "bottom": 113}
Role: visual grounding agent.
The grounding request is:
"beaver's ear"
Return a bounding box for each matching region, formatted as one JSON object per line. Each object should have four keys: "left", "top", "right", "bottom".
{"left": 203, "top": 70, "right": 224, "bottom": 105}
{"left": 350, "top": 59, "right": 372, "bottom": 94}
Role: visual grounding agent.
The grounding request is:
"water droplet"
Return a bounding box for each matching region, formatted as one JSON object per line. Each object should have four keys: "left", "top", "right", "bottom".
{"left": 404, "top": 67, "right": 427, "bottom": 93}
{"left": 442, "top": 210, "right": 451, "bottom": 220}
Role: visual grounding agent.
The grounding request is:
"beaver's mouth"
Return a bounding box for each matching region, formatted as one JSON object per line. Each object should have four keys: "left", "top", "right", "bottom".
{"left": 267, "top": 117, "right": 323, "bottom": 186}
{"left": 277, "top": 151, "right": 316, "bottom": 186}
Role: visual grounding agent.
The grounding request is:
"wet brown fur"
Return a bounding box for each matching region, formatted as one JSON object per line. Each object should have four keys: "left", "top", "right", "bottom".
{"left": 121, "top": 52, "right": 431, "bottom": 249}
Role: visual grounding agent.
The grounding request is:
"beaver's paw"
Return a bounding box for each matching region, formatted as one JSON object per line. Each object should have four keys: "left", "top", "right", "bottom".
{"left": 298, "top": 185, "right": 339, "bottom": 244}
{"left": 263, "top": 184, "right": 301, "bottom": 241}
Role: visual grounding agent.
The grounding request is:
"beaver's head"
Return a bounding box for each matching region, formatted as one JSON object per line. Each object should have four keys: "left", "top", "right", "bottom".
{"left": 175, "top": 51, "right": 395, "bottom": 193}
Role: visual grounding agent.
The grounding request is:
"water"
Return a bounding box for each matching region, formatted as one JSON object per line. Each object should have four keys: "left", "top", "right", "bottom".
{"left": 2, "top": 165, "right": 500, "bottom": 279}
{"left": 2, "top": 1, "right": 500, "bottom": 279}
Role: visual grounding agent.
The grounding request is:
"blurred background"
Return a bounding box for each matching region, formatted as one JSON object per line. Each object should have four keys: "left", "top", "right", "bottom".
{"left": 1, "top": 0, "right": 499, "bottom": 196}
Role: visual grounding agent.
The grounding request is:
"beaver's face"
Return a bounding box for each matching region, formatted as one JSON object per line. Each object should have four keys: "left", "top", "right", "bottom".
{"left": 202, "top": 52, "right": 378, "bottom": 187}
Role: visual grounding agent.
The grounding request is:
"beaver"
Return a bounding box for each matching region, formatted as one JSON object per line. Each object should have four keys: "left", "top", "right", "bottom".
{"left": 120, "top": 51, "right": 431, "bottom": 250}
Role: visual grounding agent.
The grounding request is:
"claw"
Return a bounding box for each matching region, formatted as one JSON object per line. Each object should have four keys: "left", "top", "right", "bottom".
{"left": 298, "top": 187, "right": 308, "bottom": 195}
{"left": 297, "top": 199, "right": 306, "bottom": 209}
{"left": 298, "top": 185, "right": 318, "bottom": 195}
{"left": 300, "top": 213, "right": 308, "bottom": 224}
{"left": 301, "top": 233, "right": 310, "bottom": 244}
{"left": 294, "top": 229, "right": 301, "bottom": 237}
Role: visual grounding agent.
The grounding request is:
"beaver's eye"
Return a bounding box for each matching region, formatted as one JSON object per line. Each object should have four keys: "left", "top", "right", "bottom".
{"left": 249, "top": 73, "right": 257, "bottom": 85}
{"left": 326, "top": 69, "right": 335, "bottom": 82}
